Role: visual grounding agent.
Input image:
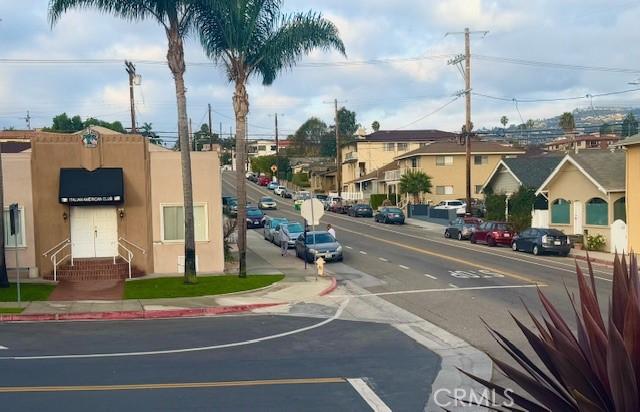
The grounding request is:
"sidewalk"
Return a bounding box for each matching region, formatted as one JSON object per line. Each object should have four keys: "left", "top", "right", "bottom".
{"left": 569, "top": 248, "right": 632, "bottom": 266}
{"left": 406, "top": 217, "right": 447, "bottom": 232}
{"left": 0, "top": 231, "right": 336, "bottom": 322}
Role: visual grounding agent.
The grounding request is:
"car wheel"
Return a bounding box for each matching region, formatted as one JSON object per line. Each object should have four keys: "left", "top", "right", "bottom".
{"left": 487, "top": 237, "right": 496, "bottom": 247}
{"left": 560, "top": 251, "right": 569, "bottom": 257}
{"left": 533, "top": 245, "right": 541, "bottom": 256}
{"left": 444, "top": 230, "right": 451, "bottom": 238}
{"left": 384, "top": 217, "right": 389, "bottom": 224}
{"left": 511, "top": 241, "right": 518, "bottom": 251}
{"left": 457, "top": 232, "right": 463, "bottom": 241}
{"left": 470, "top": 235, "right": 476, "bottom": 244}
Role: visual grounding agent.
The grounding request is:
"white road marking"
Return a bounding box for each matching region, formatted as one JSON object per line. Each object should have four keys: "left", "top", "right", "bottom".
{"left": 0, "top": 346, "right": 7, "bottom": 350}
{"left": 347, "top": 378, "right": 392, "bottom": 412}
{"left": 448, "top": 283, "right": 459, "bottom": 289}
{"left": 378, "top": 258, "right": 389, "bottom": 262}
{"left": 345, "top": 246, "right": 353, "bottom": 250}
{"left": 1, "top": 300, "right": 350, "bottom": 360}
{"left": 424, "top": 274, "right": 438, "bottom": 280}
{"left": 330, "top": 284, "right": 543, "bottom": 298}
{"left": 398, "top": 265, "right": 410, "bottom": 270}
{"left": 359, "top": 251, "right": 368, "bottom": 255}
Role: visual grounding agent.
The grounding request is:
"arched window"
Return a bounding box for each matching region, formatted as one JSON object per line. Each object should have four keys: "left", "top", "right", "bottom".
{"left": 614, "top": 197, "right": 626, "bottom": 222}
{"left": 551, "top": 199, "right": 570, "bottom": 224}
{"left": 586, "top": 198, "right": 608, "bottom": 226}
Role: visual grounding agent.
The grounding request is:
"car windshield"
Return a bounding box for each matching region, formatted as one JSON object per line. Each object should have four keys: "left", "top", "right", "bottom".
{"left": 286, "top": 223, "right": 304, "bottom": 232}
{"left": 247, "top": 209, "right": 263, "bottom": 217}
{"left": 449, "top": 201, "right": 464, "bottom": 206}
{"left": 494, "top": 223, "right": 513, "bottom": 231}
{"left": 306, "top": 233, "right": 335, "bottom": 244}
{"left": 272, "top": 218, "right": 287, "bottom": 225}
{"left": 228, "top": 199, "right": 237, "bottom": 206}
{"left": 261, "top": 197, "right": 274, "bottom": 202}
{"left": 387, "top": 208, "right": 402, "bottom": 214}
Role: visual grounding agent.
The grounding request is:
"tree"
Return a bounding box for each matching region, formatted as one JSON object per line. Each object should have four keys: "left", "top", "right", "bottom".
{"left": 50, "top": 0, "right": 199, "bottom": 284}
{"left": 140, "top": 122, "right": 163, "bottom": 145}
{"left": 526, "top": 119, "right": 535, "bottom": 129}
{"left": 334, "top": 106, "right": 359, "bottom": 145}
{"left": 558, "top": 112, "right": 575, "bottom": 132}
{"left": 622, "top": 112, "right": 638, "bottom": 137}
{"left": 193, "top": 123, "right": 219, "bottom": 151}
{"left": 500, "top": 116, "right": 508, "bottom": 128}
{"left": 195, "top": 0, "right": 345, "bottom": 277}
{"left": 44, "top": 113, "right": 126, "bottom": 133}
{"left": 290, "top": 117, "right": 329, "bottom": 156}
{"left": 371, "top": 120, "right": 380, "bottom": 132}
{"left": 399, "top": 170, "right": 432, "bottom": 204}
{"left": 599, "top": 122, "right": 614, "bottom": 136}
{"left": 84, "top": 117, "right": 126, "bottom": 133}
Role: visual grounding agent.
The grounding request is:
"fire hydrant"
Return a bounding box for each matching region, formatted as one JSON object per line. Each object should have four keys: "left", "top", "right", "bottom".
{"left": 315, "top": 257, "right": 326, "bottom": 279}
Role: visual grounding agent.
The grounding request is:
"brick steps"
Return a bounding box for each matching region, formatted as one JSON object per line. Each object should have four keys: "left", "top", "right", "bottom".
{"left": 45, "top": 258, "right": 144, "bottom": 281}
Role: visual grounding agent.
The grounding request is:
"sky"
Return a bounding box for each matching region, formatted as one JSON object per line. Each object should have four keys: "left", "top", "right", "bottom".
{"left": 1, "top": 0, "right": 640, "bottom": 144}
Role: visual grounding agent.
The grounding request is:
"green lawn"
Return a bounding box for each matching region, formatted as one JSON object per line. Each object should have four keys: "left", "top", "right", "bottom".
{"left": 0, "top": 284, "right": 55, "bottom": 302}
{"left": 0, "top": 307, "right": 24, "bottom": 314}
{"left": 124, "top": 275, "right": 284, "bottom": 300}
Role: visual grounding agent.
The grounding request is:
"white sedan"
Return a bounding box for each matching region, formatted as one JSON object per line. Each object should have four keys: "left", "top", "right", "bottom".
{"left": 274, "top": 186, "right": 287, "bottom": 196}
{"left": 433, "top": 200, "right": 467, "bottom": 215}
{"left": 258, "top": 196, "right": 278, "bottom": 210}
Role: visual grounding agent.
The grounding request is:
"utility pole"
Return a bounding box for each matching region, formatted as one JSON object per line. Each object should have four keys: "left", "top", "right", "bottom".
{"left": 124, "top": 61, "right": 139, "bottom": 133}
{"left": 24, "top": 111, "right": 31, "bottom": 130}
{"left": 275, "top": 113, "right": 279, "bottom": 155}
{"left": 446, "top": 28, "right": 488, "bottom": 215}
{"left": 208, "top": 103, "right": 213, "bottom": 150}
{"left": 334, "top": 99, "right": 342, "bottom": 197}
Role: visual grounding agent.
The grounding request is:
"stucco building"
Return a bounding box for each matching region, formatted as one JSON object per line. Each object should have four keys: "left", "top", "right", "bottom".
{"left": 2, "top": 128, "right": 224, "bottom": 280}
{"left": 620, "top": 135, "right": 640, "bottom": 252}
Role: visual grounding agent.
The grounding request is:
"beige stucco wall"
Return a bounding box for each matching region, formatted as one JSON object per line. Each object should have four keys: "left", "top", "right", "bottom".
{"left": 545, "top": 162, "right": 624, "bottom": 252}
{"left": 398, "top": 153, "right": 505, "bottom": 203}
{"left": 150, "top": 150, "right": 224, "bottom": 274}
{"left": 627, "top": 145, "right": 640, "bottom": 252}
{"left": 2, "top": 152, "right": 37, "bottom": 276}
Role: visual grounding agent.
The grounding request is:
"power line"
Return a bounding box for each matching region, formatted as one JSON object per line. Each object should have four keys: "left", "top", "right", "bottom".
{"left": 474, "top": 54, "right": 640, "bottom": 74}
{"left": 395, "top": 96, "right": 461, "bottom": 130}
{"left": 472, "top": 87, "right": 640, "bottom": 103}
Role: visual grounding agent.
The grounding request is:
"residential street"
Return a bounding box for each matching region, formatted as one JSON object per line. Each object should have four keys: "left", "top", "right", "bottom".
{"left": 224, "top": 173, "right": 615, "bottom": 370}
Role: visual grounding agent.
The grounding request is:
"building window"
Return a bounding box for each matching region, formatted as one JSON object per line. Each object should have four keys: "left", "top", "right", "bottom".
{"left": 436, "top": 186, "right": 454, "bottom": 195}
{"left": 551, "top": 199, "right": 570, "bottom": 224}
{"left": 257, "top": 145, "right": 266, "bottom": 151}
{"left": 411, "top": 157, "right": 419, "bottom": 168}
{"left": 614, "top": 197, "right": 626, "bottom": 222}
{"left": 384, "top": 143, "right": 395, "bottom": 151}
{"left": 3, "top": 207, "right": 25, "bottom": 248}
{"left": 436, "top": 156, "right": 454, "bottom": 166}
{"left": 474, "top": 155, "right": 488, "bottom": 165}
{"left": 162, "top": 204, "right": 208, "bottom": 242}
{"left": 474, "top": 185, "right": 483, "bottom": 194}
{"left": 270, "top": 145, "right": 277, "bottom": 151}
{"left": 397, "top": 143, "right": 408, "bottom": 151}
{"left": 586, "top": 198, "right": 608, "bottom": 226}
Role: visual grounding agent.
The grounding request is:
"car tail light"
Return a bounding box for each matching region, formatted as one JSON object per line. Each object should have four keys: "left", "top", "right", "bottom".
{"left": 541, "top": 234, "right": 548, "bottom": 244}
{"left": 492, "top": 231, "right": 500, "bottom": 237}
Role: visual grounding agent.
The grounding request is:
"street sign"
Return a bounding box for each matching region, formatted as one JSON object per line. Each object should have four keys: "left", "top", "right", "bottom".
{"left": 270, "top": 164, "right": 278, "bottom": 173}
{"left": 300, "top": 198, "right": 324, "bottom": 225}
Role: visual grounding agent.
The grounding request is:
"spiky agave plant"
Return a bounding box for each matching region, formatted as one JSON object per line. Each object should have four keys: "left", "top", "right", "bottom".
{"left": 462, "top": 254, "right": 640, "bottom": 411}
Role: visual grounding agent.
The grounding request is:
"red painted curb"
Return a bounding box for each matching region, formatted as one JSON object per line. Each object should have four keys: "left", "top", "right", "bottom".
{"left": 569, "top": 253, "right": 614, "bottom": 268}
{"left": 319, "top": 276, "right": 337, "bottom": 296}
{"left": 0, "top": 302, "right": 285, "bottom": 323}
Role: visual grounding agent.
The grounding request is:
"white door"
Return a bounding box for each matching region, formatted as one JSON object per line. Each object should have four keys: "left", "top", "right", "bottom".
{"left": 71, "top": 206, "right": 118, "bottom": 258}
{"left": 573, "top": 201, "right": 583, "bottom": 235}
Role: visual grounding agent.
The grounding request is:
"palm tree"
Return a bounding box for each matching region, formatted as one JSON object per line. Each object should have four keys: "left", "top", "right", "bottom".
{"left": 559, "top": 112, "right": 576, "bottom": 132}
{"left": 49, "top": 0, "right": 198, "bottom": 283}
{"left": 0, "top": 142, "right": 8, "bottom": 288}
{"left": 500, "top": 115, "right": 508, "bottom": 128}
{"left": 194, "top": 0, "right": 345, "bottom": 277}
{"left": 399, "top": 170, "right": 432, "bottom": 204}
{"left": 371, "top": 121, "right": 380, "bottom": 132}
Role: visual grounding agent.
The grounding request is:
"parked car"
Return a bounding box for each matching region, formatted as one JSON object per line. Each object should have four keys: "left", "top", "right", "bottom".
{"left": 314, "top": 194, "right": 328, "bottom": 203}
{"left": 293, "top": 191, "right": 311, "bottom": 208}
{"left": 444, "top": 217, "right": 482, "bottom": 240}
{"left": 433, "top": 200, "right": 467, "bottom": 216}
{"left": 246, "top": 207, "right": 266, "bottom": 228}
{"left": 348, "top": 204, "right": 373, "bottom": 217}
{"left": 248, "top": 174, "right": 259, "bottom": 183}
{"left": 470, "top": 221, "right": 514, "bottom": 246}
{"left": 294, "top": 231, "right": 343, "bottom": 263}
{"left": 512, "top": 228, "right": 571, "bottom": 256}
{"left": 274, "top": 186, "right": 287, "bottom": 196}
{"left": 324, "top": 196, "right": 343, "bottom": 210}
{"left": 282, "top": 189, "right": 293, "bottom": 199}
{"left": 258, "top": 176, "right": 270, "bottom": 186}
{"left": 258, "top": 196, "right": 277, "bottom": 210}
{"left": 223, "top": 197, "right": 238, "bottom": 217}
{"left": 328, "top": 201, "right": 347, "bottom": 214}
{"left": 267, "top": 181, "right": 279, "bottom": 190}
{"left": 273, "top": 221, "right": 305, "bottom": 248}
{"left": 374, "top": 207, "right": 405, "bottom": 224}
{"left": 222, "top": 196, "right": 236, "bottom": 214}
{"left": 263, "top": 216, "right": 288, "bottom": 243}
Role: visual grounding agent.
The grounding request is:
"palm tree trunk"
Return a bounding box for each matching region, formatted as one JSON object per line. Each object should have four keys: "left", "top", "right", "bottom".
{"left": 167, "top": 24, "right": 196, "bottom": 284}
{"left": 0, "top": 142, "right": 8, "bottom": 288}
{"left": 233, "top": 78, "right": 249, "bottom": 278}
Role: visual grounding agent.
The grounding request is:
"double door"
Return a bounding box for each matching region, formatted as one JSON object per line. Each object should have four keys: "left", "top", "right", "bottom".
{"left": 70, "top": 206, "right": 118, "bottom": 258}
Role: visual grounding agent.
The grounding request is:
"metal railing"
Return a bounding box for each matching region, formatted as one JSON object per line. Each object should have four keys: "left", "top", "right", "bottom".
{"left": 117, "top": 241, "right": 134, "bottom": 279}
{"left": 384, "top": 169, "right": 401, "bottom": 182}
{"left": 343, "top": 151, "right": 358, "bottom": 162}
{"left": 43, "top": 238, "right": 71, "bottom": 282}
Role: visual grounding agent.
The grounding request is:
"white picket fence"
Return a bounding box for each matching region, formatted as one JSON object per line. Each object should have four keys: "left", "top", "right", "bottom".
{"left": 329, "top": 191, "right": 364, "bottom": 201}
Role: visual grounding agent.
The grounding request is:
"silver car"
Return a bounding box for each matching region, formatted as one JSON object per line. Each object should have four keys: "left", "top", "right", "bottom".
{"left": 294, "top": 231, "right": 343, "bottom": 263}
{"left": 263, "top": 217, "right": 288, "bottom": 243}
{"left": 273, "top": 221, "right": 305, "bottom": 248}
{"left": 259, "top": 196, "right": 278, "bottom": 210}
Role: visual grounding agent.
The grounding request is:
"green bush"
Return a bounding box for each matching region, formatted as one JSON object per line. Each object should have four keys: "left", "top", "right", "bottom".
{"left": 292, "top": 172, "right": 310, "bottom": 187}
{"left": 485, "top": 192, "right": 507, "bottom": 221}
{"left": 586, "top": 233, "right": 606, "bottom": 251}
{"left": 507, "top": 187, "right": 536, "bottom": 231}
{"left": 370, "top": 194, "right": 395, "bottom": 209}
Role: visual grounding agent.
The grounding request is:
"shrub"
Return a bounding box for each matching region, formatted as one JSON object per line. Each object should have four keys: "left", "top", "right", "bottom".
{"left": 463, "top": 254, "right": 640, "bottom": 411}
{"left": 292, "top": 172, "right": 310, "bottom": 187}
{"left": 223, "top": 219, "right": 237, "bottom": 262}
{"left": 587, "top": 234, "right": 606, "bottom": 251}
{"left": 370, "top": 194, "right": 395, "bottom": 209}
{"left": 485, "top": 192, "right": 507, "bottom": 221}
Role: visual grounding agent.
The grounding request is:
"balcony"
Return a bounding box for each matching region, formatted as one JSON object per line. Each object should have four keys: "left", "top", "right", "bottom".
{"left": 400, "top": 167, "right": 420, "bottom": 175}
{"left": 343, "top": 151, "right": 358, "bottom": 163}
{"left": 384, "top": 169, "right": 401, "bottom": 182}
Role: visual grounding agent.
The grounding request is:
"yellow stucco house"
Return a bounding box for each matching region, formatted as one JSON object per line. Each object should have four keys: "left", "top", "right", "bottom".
{"left": 536, "top": 150, "right": 626, "bottom": 253}
{"left": 620, "top": 135, "right": 640, "bottom": 252}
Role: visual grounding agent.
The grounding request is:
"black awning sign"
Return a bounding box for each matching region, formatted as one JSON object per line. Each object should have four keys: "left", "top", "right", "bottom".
{"left": 59, "top": 168, "right": 124, "bottom": 205}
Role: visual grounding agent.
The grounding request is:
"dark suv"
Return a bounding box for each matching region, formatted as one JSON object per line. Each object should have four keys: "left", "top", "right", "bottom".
{"left": 348, "top": 204, "right": 373, "bottom": 217}
{"left": 470, "top": 221, "right": 514, "bottom": 246}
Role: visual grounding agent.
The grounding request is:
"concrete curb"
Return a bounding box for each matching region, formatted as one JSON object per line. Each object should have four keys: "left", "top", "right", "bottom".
{"left": 0, "top": 302, "right": 284, "bottom": 323}
{"left": 319, "top": 276, "right": 337, "bottom": 296}
{"left": 569, "top": 252, "right": 615, "bottom": 267}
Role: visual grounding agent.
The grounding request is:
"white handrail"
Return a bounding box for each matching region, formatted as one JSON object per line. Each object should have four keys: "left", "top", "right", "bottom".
{"left": 48, "top": 239, "right": 71, "bottom": 282}
{"left": 118, "top": 237, "right": 146, "bottom": 254}
{"left": 117, "top": 241, "right": 134, "bottom": 279}
{"left": 43, "top": 238, "right": 70, "bottom": 257}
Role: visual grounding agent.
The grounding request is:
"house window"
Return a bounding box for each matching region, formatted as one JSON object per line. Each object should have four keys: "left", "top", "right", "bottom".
{"left": 474, "top": 155, "right": 488, "bottom": 165}
{"left": 551, "top": 199, "right": 570, "bottom": 224}
{"left": 162, "top": 204, "right": 208, "bottom": 242}
{"left": 586, "top": 198, "right": 608, "bottom": 226}
{"left": 270, "top": 145, "right": 277, "bottom": 151}
{"left": 614, "top": 197, "right": 626, "bottom": 222}
{"left": 474, "top": 185, "right": 483, "bottom": 194}
{"left": 436, "top": 156, "right": 453, "bottom": 166}
{"left": 436, "top": 186, "right": 454, "bottom": 195}
{"left": 384, "top": 143, "right": 395, "bottom": 151}
{"left": 411, "top": 157, "right": 419, "bottom": 168}
{"left": 3, "top": 207, "right": 25, "bottom": 248}
{"left": 397, "top": 143, "right": 408, "bottom": 151}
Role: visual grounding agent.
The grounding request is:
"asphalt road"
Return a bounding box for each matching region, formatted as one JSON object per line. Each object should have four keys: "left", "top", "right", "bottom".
{"left": 225, "top": 174, "right": 616, "bottom": 367}
{"left": 0, "top": 315, "right": 439, "bottom": 411}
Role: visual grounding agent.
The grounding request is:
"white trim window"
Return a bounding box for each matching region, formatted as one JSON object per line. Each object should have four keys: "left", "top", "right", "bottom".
{"left": 436, "top": 186, "right": 454, "bottom": 195}
{"left": 474, "top": 155, "right": 489, "bottom": 165}
{"left": 436, "top": 156, "right": 454, "bottom": 166}
{"left": 4, "top": 207, "right": 26, "bottom": 248}
{"left": 384, "top": 143, "right": 395, "bottom": 151}
{"left": 161, "top": 204, "right": 208, "bottom": 242}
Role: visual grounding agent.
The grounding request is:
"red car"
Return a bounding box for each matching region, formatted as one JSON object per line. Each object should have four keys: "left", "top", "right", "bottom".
{"left": 470, "top": 221, "right": 515, "bottom": 246}
{"left": 258, "top": 176, "right": 270, "bottom": 186}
